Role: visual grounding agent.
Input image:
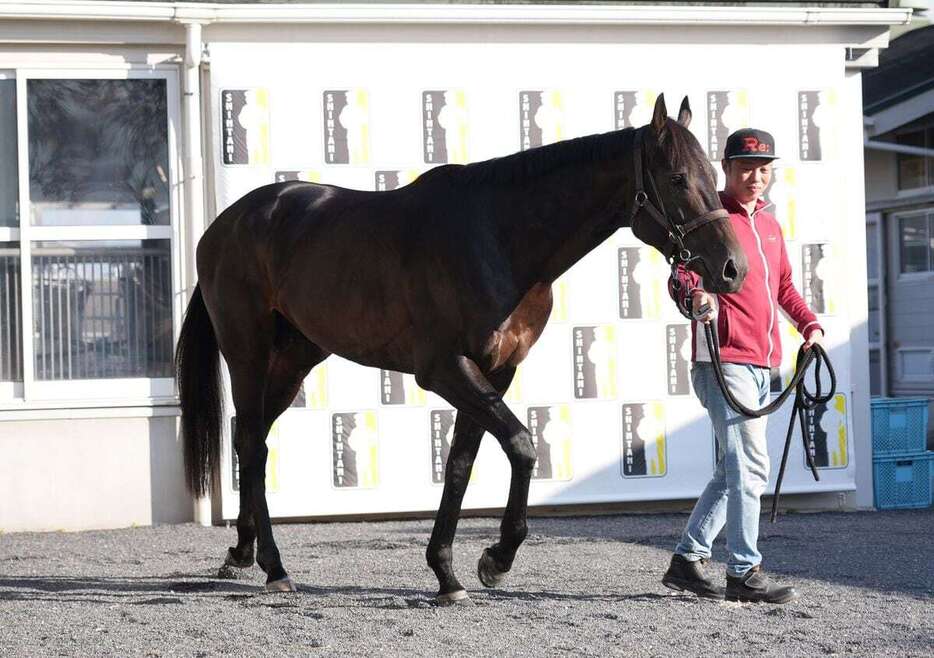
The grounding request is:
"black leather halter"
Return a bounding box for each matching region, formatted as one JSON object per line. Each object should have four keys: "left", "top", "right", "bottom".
{"left": 628, "top": 127, "right": 729, "bottom": 265}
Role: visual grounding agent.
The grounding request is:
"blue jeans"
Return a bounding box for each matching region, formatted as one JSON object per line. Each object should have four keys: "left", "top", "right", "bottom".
{"left": 674, "top": 362, "right": 771, "bottom": 577}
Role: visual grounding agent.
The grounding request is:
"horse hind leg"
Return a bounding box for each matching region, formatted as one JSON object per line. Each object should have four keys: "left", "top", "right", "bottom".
{"left": 222, "top": 313, "right": 329, "bottom": 590}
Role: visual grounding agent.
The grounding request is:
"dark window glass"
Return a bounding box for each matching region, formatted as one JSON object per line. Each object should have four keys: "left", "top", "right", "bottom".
{"left": 896, "top": 129, "right": 934, "bottom": 191}
{"left": 0, "top": 241, "right": 22, "bottom": 382}
{"left": 0, "top": 79, "right": 17, "bottom": 227}
{"left": 899, "top": 215, "right": 929, "bottom": 273}
{"left": 27, "top": 79, "right": 169, "bottom": 226}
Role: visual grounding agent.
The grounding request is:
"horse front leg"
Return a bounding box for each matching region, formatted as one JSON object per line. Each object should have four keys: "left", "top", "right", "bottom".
{"left": 476, "top": 422, "right": 535, "bottom": 589}
{"left": 426, "top": 413, "right": 484, "bottom": 604}
{"left": 420, "top": 358, "right": 535, "bottom": 594}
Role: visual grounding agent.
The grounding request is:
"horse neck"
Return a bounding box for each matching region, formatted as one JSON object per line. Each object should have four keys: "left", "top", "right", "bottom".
{"left": 495, "top": 158, "right": 630, "bottom": 289}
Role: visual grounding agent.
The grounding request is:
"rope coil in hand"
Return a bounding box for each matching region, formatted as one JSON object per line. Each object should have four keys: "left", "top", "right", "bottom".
{"left": 700, "top": 318, "right": 836, "bottom": 522}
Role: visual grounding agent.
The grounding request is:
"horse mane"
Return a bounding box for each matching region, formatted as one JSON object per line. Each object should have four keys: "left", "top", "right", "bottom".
{"left": 450, "top": 128, "right": 635, "bottom": 186}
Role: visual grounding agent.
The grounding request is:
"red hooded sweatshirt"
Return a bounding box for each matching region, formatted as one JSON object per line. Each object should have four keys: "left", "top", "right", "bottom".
{"left": 668, "top": 192, "right": 822, "bottom": 369}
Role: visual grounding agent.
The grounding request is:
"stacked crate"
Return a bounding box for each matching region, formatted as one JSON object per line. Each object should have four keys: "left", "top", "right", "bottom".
{"left": 870, "top": 398, "right": 933, "bottom": 509}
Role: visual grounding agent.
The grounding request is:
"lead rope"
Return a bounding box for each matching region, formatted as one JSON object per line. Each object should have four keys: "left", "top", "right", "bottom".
{"left": 698, "top": 318, "right": 836, "bottom": 521}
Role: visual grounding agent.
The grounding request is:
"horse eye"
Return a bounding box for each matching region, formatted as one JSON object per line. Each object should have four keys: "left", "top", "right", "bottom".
{"left": 670, "top": 173, "right": 687, "bottom": 187}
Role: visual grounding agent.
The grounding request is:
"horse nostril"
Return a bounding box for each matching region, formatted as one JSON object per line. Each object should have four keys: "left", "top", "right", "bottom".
{"left": 722, "top": 258, "right": 738, "bottom": 282}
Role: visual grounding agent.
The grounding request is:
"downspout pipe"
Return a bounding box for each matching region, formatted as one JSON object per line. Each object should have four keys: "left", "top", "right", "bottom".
{"left": 182, "top": 20, "right": 212, "bottom": 528}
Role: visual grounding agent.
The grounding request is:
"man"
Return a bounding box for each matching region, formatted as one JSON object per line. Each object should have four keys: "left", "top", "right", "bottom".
{"left": 661, "top": 129, "right": 823, "bottom": 604}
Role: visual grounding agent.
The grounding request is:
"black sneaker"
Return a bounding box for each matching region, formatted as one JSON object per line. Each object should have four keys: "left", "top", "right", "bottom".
{"left": 726, "top": 566, "right": 798, "bottom": 604}
{"left": 662, "top": 554, "right": 725, "bottom": 600}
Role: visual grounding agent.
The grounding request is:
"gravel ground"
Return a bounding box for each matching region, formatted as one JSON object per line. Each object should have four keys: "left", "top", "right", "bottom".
{"left": 0, "top": 510, "right": 932, "bottom": 657}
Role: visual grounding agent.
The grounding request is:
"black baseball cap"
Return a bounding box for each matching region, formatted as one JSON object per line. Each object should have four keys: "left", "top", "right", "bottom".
{"left": 724, "top": 128, "right": 778, "bottom": 161}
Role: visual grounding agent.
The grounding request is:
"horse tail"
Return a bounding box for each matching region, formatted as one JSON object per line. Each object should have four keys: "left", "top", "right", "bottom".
{"left": 175, "top": 284, "right": 223, "bottom": 497}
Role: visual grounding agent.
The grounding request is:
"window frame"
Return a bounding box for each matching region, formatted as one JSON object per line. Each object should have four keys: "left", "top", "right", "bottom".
{"left": 894, "top": 208, "right": 934, "bottom": 281}
{"left": 895, "top": 123, "right": 934, "bottom": 198}
{"left": 0, "top": 71, "right": 20, "bottom": 399}
{"left": 895, "top": 347, "right": 934, "bottom": 384}
{"left": 866, "top": 212, "right": 886, "bottom": 396}
{"left": 1, "top": 66, "right": 183, "bottom": 409}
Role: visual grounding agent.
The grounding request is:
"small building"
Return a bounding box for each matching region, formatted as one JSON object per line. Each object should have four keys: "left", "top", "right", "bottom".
{"left": 0, "top": 1, "right": 913, "bottom": 532}
{"left": 863, "top": 20, "right": 934, "bottom": 448}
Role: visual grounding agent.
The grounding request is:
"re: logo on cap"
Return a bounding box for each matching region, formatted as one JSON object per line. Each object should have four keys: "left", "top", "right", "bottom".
{"left": 742, "top": 137, "right": 771, "bottom": 153}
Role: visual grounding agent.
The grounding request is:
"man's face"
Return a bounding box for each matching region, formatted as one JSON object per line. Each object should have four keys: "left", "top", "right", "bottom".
{"left": 722, "top": 158, "right": 773, "bottom": 204}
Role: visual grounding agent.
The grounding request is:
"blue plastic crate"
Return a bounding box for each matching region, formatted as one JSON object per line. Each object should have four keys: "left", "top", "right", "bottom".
{"left": 873, "top": 452, "right": 933, "bottom": 510}
{"left": 870, "top": 397, "right": 930, "bottom": 456}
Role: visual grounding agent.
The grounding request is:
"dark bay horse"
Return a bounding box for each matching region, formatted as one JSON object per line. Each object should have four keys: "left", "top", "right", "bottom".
{"left": 175, "top": 95, "right": 747, "bottom": 602}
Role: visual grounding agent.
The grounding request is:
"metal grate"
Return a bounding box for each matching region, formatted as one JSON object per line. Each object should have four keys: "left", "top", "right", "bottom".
{"left": 32, "top": 243, "right": 173, "bottom": 380}
{"left": 0, "top": 243, "right": 22, "bottom": 382}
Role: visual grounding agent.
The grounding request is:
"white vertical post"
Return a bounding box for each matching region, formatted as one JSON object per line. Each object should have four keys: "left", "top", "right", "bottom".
{"left": 183, "top": 22, "right": 213, "bottom": 527}
{"left": 844, "top": 68, "right": 875, "bottom": 511}
{"left": 15, "top": 75, "right": 34, "bottom": 402}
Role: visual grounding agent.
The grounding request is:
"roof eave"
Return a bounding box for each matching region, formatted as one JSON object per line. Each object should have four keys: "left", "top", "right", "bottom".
{"left": 0, "top": 2, "right": 915, "bottom": 27}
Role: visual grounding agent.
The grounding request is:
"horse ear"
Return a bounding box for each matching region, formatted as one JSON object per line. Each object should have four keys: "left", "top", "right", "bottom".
{"left": 651, "top": 93, "right": 668, "bottom": 135}
{"left": 677, "top": 95, "right": 692, "bottom": 127}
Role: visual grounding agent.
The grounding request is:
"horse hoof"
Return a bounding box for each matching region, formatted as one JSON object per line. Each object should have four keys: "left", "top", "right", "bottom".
{"left": 224, "top": 547, "right": 254, "bottom": 569}
{"left": 477, "top": 549, "right": 507, "bottom": 588}
{"left": 265, "top": 576, "right": 298, "bottom": 593}
{"left": 435, "top": 590, "right": 471, "bottom": 606}
{"left": 216, "top": 564, "right": 242, "bottom": 580}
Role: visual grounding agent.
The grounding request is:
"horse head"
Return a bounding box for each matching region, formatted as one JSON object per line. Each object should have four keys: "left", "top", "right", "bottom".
{"left": 629, "top": 94, "right": 747, "bottom": 294}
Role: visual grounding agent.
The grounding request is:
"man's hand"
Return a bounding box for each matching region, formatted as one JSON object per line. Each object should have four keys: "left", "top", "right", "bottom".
{"left": 803, "top": 329, "right": 824, "bottom": 351}
{"left": 691, "top": 289, "right": 715, "bottom": 324}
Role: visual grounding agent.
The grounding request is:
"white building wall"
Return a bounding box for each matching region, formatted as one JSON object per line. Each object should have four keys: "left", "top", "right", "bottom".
{"left": 0, "top": 413, "right": 191, "bottom": 532}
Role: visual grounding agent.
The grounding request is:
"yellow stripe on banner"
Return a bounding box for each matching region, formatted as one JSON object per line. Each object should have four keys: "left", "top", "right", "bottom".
{"left": 641, "top": 90, "right": 658, "bottom": 109}
{"left": 304, "top": 366, "right": 328, "bottom": 409}
{"left": 367, "top": 444, "right": 380, "bottom": 488}
{"left": 355, "top": 89, "right": 370, "bottom": 165}
{"left": 266, "top": 421, "right": 280, "bottom": 492}
{"left": 552, "top": 278, "right": 568, "bottom": 322}
{"left": 549, "top": 90, "right": 564, "bottom": 143}
{"left": 605, "top": 325, "right": 618, "bottom": 398}
{"left": 785, "top": 168, "right": 798, "bottom": 240}
{"left": 505, "top": 367, "right": 522, "bottom": 403}
{"left": 837, "top": 424, "right": 847, "bottom": 468}
{"left": 453, "top": 90, "right": 468, "bottom": 164}
{"left": 358, "top": 124, "right": 370, "bottom": 164}
{"left": 561, "top": 440, "right": 573, "bottom": 480}
{"left": 364, "top": 410, "right": 377, "bottom": 434}
{"left": 255, "top": 88, "right": 271, "bottom": 165}
{"left": 656, "top": 436, "right": 666, "bottom": 476}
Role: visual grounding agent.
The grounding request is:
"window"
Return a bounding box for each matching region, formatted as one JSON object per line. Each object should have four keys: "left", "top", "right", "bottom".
{"left": 866, "top": 213, "right": 885, "bottom": 397}
{"left": 869, "top": 349, "right": 881, "bottom": 397}
{"left": 898, "top": 348, "right": 934, "bottom": 382}
{"left": 0, "top": 75, "right": 20, "bottom": 394}
{"left": 0, "top": 241, "right": 21, "bottom": 384}
{"left": 896, "top": 126, "right": 934, "bottom": 191}
{"left": 898, "top": 212, "right": 934, "bottom": 274}
{"left": 28, "top": 79, "right": 170, "bottom": 228}
{"left": 0, "top": 78, "right": 16, "bottom": 227}
{"left": 1, "top": 71, "right": 178, "bottom": 404}
{"left": 32, "top": 240, "right": 172, "bottom": 380}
